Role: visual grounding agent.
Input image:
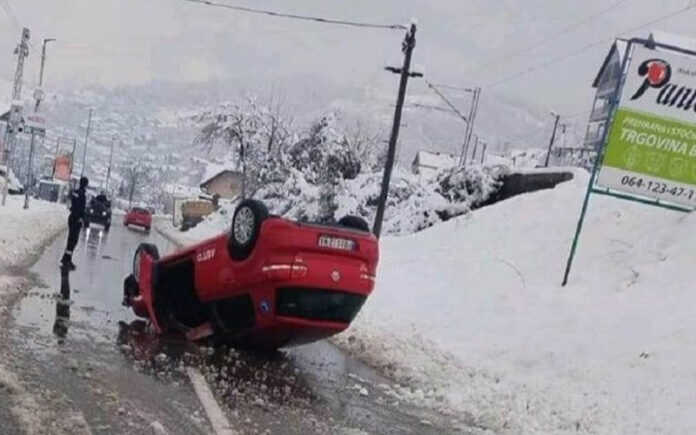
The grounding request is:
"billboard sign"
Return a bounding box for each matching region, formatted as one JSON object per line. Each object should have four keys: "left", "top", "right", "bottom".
{"left": 54, "top": 155, "right": 72, "bottom": 181}
{"left": 597, "top": 44, "right": 696, "bottom": 208}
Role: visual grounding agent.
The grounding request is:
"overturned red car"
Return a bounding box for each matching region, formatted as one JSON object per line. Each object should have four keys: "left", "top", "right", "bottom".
{"left": 123, "top": 199, "right": 379, "bottom": 349}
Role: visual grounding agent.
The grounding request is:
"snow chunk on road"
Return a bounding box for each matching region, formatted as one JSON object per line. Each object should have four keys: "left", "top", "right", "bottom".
{"left": 0, "top": 195, "right": 67, "bottom": 269}
{"left": 335, "top": 169, "right": 696, "bottom": 434}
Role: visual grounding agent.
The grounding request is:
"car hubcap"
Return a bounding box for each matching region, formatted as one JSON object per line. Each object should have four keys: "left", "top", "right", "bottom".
{"left": 234, "top": 207, "right": 255, "bottom": 245}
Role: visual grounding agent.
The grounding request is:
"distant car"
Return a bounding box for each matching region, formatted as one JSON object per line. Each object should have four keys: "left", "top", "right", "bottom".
{"left": 85, "top": 193, "right": 112, "bottom": 231}
{"left": 124, "top": 207, "right": 152, "bottom": 232}
{"left": 123, "top": 199, "right": 379, "bottom": 350}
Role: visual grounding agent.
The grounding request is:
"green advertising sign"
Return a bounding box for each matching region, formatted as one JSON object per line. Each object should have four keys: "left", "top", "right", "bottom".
{"left": 597, "top": 44, "right": 696, "bottom": 208}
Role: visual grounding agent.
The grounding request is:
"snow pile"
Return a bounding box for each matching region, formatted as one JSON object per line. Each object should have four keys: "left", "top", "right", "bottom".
{"left": 0, "top": 196, "right": 67, "bottom": 270}
{"left": 334, "top": 169, "right": 696, "bottom": 434}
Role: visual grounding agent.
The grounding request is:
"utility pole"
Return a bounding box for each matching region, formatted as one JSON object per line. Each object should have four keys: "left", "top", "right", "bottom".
{"left": 105, "top": 135, "right": 116, "bottom": 191}
{"left": 480, "top": 142, "right": 487, "bottom": 165}
{"left": 471, "top": 135, "right": 479, "bottom": 163}
{"left": 81, "top": 109, "right": 93, "bottom": 178}
{"left": 373, "top": 22, "right": 420, "bottom": 238}
{"left": 460, "top": 87, "right": 481, "bottom": 167}
{"left": 544, "top": 113, "right": 561, "bottom": 168}
{"left": 24, "top": 37, "right": 53, "bottom": 209}
{"left": 2, "top": 27, "right": 30, "bottom": 207}
{"left": 34, "top": 38, "right": 56, "bottom": 112}
{"left": 69, "top": 138, "right": 77, "bottom": 180}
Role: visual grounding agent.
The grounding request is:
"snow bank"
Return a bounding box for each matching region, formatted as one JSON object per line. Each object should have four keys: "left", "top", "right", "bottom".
{"left": 0, "top": 196, "right": 67, "bottom": 270}
{"left": 334, "top": 170, "right": 696, "bottom": 434}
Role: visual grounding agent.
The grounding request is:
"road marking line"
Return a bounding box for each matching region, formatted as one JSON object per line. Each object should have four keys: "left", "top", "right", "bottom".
{"left": 186, "top": 367, "right": 237, "bottom": 435}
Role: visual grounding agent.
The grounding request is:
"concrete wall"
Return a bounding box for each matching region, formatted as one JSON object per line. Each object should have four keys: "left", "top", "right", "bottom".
{"left": 480, "top": 170, "right": 574, "bottom": 207}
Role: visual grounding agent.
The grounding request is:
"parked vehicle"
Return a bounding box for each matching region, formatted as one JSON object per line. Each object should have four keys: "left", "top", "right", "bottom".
{"left": 85, "top": 193, "right": 112, "bottom": 231}
{"left": 123, "top": 199, "right": 378, "bottom": 350}
{"left": 124, "top": 207, "right": 153, "bottom": 232}
{"left": 180, "top": 199, "right": 216, "bottom": 231}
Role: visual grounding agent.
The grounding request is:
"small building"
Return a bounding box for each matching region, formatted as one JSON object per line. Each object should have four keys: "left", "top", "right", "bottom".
{"left": 585, "top": 31, "right": 696, "bottom": 151}
{"left": 199, "top": 169, "right": 243, "bottom": 199}
{"left": 411, "top": 151, "right": 457, "bottom": 176}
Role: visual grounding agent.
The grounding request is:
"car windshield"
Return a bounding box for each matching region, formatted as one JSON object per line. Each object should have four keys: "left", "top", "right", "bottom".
{"left": 132, "top": 208, "right": 149, "bottom": 214}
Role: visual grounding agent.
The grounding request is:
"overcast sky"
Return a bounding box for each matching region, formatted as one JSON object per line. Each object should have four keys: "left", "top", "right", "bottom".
{"left": 1, "top": 0, "right": 695, "bottom": 117}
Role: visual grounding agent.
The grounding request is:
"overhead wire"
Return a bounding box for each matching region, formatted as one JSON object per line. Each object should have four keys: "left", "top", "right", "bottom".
{"left": 424, "top": 80, "right": 470, "bottom": 124}
{"left": 0, "top": 0, "right": 20, "bottom": 32}
{"left": 180, "top": 0, "right": 408, "bottom": 30}
{"left": 471, "top": 0, "right": 629, "bottom": 75}
{"left": 485, "top": 3, "right": 696, "bottom": 89}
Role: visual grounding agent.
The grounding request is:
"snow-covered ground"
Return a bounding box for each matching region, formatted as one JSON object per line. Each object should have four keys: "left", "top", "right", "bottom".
{"left": 155, "top": 170, "right": 696, "bottom": 434}
{"left": 335, "top": 169, "right": 696, "bottom": 435}
{"left": 0, "top": 196, "right": 67, "bottom": 270}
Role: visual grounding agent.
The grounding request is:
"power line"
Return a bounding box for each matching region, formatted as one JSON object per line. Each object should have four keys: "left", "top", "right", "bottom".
{"left": 424, "top": 80, "right": 469, "bottom": 124}
{"left": 180, "top": 0, "right": 408, "bottom": 30}
{"left": 0, "top": 0, "right": 20, "bottom": 31}
{"left": 469, "top": 0, "right": 629, "bottom": 75}
{"left": 429, "top": 83, "right": 475, "bottom": 93}
{"left": 486, "top": 3, "right": 695, "bottom": 89}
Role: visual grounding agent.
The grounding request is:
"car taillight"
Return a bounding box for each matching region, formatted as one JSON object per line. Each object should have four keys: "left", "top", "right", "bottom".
{"left": 359, "top": 264, "right": 376, "bottom": 282}
{"left": 290, "top": 264, "right": 307, "bottom": 279}
{"left": 261, "top": 264, "right": 291, "bottom": 280}
{"left": 263, "top": 256, "right": 308, "bottom": 281}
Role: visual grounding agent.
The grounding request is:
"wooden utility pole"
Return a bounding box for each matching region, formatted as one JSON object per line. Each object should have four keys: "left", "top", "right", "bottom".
{"left": 2, "top": 27, "right": 30, "bottom": 207}
{"left": 545, "top": 113, "right": 560, "bottom": 167}
{"left": 373, "top": 22, "right": 420, "bottom": 238}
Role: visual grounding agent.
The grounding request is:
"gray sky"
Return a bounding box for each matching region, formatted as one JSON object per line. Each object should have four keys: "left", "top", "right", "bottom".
{"left": 1, "top": 0, "right": 695, "bottom": 117}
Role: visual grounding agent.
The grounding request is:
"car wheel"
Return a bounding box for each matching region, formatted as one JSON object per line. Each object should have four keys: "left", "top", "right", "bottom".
{"left": 228, "top": 199, "right": 268, "bottom": 260}
{"left": 133, "top": 243, "right": 159, "bottom": 284}
{"left": 105, "top": 222, "right": 111, "bottom": 232}
{"left": 337, "top": 215, "right": 370, "bottom": 232}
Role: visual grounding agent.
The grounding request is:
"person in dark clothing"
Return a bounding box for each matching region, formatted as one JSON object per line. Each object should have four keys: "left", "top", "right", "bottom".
{"left": 61, "top": 177, "right": 88, "bottom": 270}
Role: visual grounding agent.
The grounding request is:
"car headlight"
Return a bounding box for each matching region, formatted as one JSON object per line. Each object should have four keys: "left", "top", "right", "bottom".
{"left": 102, "top": 211, "right": 106, "bottom": 216}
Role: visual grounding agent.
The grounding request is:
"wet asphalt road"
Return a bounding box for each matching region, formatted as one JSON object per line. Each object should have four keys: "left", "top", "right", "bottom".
{"left": 2, "top": 220, "right": 466, "bottom": 434}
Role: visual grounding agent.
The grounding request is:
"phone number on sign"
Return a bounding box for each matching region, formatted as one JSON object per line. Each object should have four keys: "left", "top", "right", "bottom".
{"left": 620, "top": 175, "right": 696, "bottom": 200}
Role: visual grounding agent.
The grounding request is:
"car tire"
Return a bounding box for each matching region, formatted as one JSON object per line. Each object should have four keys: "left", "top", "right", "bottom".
{"left": 228, "top": 199, "right": 269, "bottom": 261}
{"left": 337, "top": 215, "right": 370, "bottom": 232}
{"left": 133, "top": 243, "right": 159, "bottom": 284}
{"left": 105, "top": 222, "right": 111, "bottom": 232}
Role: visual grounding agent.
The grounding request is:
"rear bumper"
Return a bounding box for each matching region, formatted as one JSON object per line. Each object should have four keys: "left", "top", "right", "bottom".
{"left": 211, "top": 285, "right": 367, "bottom": 348}
{"left": 125, "top": 219, "right": 150, "bottom": 228}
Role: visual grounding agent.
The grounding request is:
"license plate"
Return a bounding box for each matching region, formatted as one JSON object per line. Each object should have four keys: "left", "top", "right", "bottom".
{"left": 318, "top": 235, "right": 356, "bottom": 251}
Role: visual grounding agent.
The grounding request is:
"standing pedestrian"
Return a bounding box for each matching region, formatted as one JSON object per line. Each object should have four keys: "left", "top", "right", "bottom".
{"left": 61, "top": 176, "right": 88, "bottom": 271}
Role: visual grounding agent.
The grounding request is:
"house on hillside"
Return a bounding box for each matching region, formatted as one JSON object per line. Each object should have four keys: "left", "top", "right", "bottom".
{"left": 585, "top": 31, "right": 696, "bottom": 151}
{"left": 200, "top": 169, "right": 243, "bottom": 199}
{"left": 411, "top": 151, "right": 457, "bottom": 176}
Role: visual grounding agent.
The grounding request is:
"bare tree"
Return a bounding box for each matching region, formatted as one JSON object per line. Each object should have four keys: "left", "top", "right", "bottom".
{"left": 120, "top": 162, "right": 152, "bottom": 207}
